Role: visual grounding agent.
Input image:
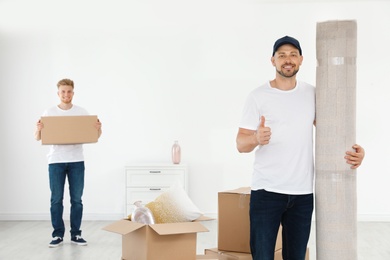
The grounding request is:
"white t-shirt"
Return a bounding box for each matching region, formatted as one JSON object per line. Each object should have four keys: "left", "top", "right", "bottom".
{"left": 42, "top": 105, "right": 89, "bottom": 164}
{"left": 239, "top": 81, "right": 315, "bottom": 195}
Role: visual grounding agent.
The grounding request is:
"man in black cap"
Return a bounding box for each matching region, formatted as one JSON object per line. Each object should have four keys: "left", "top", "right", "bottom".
{"left": 236, "top": 36, "right": 365, "bottom": 259}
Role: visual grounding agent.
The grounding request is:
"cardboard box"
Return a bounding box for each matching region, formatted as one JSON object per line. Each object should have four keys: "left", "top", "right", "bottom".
{"left": 206, "top": 248, "right": 309, "bottom": 260}
{"left": 274, "top": 248, "right": 310, "bottom": 260}
{"left": 205, "top": 248, "right": 252, "bottom": 260}
{"left": 40, "top": 115, "right": 98, "bottom": 144}
{"left": 218, "top": 187, "right": 282, "bottom": 253}
{"left": 196, "top": 255, "right": 220, "bottom": 259}
{"left": 103, "top": 219, "right": 208, "bottom": 260}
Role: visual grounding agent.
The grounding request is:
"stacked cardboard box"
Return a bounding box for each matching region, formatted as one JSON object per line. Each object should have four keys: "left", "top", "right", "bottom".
{"left": 207, "top": 187, "right": 309, "bottom": 260}
{"left": 217, "top": 187, "right": 282, "bottom": 253}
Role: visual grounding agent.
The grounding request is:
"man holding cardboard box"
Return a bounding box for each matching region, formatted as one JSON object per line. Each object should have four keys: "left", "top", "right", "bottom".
{"left": 35, "top": 78, "right": 102, "bottom": 248}
{"left": 236, "top": 36, "right": 365, "bottom": 259}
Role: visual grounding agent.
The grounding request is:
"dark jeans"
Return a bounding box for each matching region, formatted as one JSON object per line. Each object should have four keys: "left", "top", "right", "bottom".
{"left": 49, "top": 161, "right": 85, "bottom": 238}
{"left": 250, "top": 189, "right": 313, "bottom": 260}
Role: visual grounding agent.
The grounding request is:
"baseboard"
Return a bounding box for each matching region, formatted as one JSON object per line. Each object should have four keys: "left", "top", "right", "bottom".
{"left": 357, "top": 214, "right": 390, "bottom": 222}
{"left": 0, "top": 213, "right": 124, "bottom": 221}
{"left": 0, "top": 212, "right": 388, "bottom": 222}
{"left": 312, "top": 213, "right": 390, "bottom": 222}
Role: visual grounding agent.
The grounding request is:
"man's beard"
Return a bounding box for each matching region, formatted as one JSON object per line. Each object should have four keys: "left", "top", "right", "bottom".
{"left": 61, "top": 98, "right": 72, "bottom": 104}
{"left": 276, "top": 68, "right": 299, "bottom": 78}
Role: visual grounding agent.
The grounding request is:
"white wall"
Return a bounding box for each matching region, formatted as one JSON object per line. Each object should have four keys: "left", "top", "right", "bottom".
{"left": 0, "top": 0, "right": 389, "bottom": 221}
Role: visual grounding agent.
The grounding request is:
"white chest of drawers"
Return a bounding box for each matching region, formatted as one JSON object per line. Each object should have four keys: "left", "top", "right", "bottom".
{"left": 125, "top": 164, "right": 188, "bottom": 216}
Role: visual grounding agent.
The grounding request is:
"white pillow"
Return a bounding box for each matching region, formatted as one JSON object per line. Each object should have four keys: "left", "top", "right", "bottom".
{"left": 145, "top": 182, "right": 203, "bottom": 223}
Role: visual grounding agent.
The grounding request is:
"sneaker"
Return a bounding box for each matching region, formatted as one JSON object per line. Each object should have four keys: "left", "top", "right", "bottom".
{"left": 71, "top": 235, "right": 88, "bottom": 246}
{"left": 49, "top": 237, "right": 63, "bottom": 248}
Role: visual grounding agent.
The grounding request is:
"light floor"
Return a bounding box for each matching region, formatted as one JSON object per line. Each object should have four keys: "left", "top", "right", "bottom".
{"left": 0, "top": 220, "right": 389, "bottom": 259}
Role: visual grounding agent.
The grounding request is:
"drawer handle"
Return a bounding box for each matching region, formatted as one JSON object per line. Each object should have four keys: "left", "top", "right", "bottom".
{"left": 149, "top": 170, "right": 161, "bottom": 173}
{"left": 150, "top": 188, "right": 162, "bottom": 191}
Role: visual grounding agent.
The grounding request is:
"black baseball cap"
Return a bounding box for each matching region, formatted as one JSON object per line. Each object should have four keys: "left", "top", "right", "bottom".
{"left": 272, "top": 36, "right": 302, "bottom": 56}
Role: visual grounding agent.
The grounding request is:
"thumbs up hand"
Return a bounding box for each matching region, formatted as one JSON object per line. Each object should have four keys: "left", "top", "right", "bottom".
{"left": 256, "top": 116, "right": 271, "bottom": 145}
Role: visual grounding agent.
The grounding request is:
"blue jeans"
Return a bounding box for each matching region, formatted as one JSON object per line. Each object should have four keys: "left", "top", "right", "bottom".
{"left": 250, "top": 189, "right": 313, "bottom": 260}
{"left": 49, "top": 162, "right": 85, "bottom": 238}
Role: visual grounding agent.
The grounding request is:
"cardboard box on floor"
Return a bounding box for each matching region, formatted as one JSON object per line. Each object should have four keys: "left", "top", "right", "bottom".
{"left": 40, "top": 115, "right": 98, "bottom": 144}
{"left": 205, "top": 248, "right": 252, "bottom": 260}
{"left": 218, "top": 187, "right": 282, "bottom": 253}
{"left": 196, "top": 255, "right": 220, "bottom": 259}
{"left": 206, "top": 247, "right": 309, "bottom": 260}
{"left": 103, "top": 219, "right": 209, "bottom": 260}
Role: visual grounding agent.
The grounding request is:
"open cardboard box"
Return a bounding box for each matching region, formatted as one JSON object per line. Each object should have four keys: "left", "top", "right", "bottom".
{"left": 218, "top": 187, "right": 282, "bottom": 253}
{"left": 40, "top": 115, "right": 98, "bottom": 144}
{"left": 103, "top": 217, "right": 210, "bottom": 260}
